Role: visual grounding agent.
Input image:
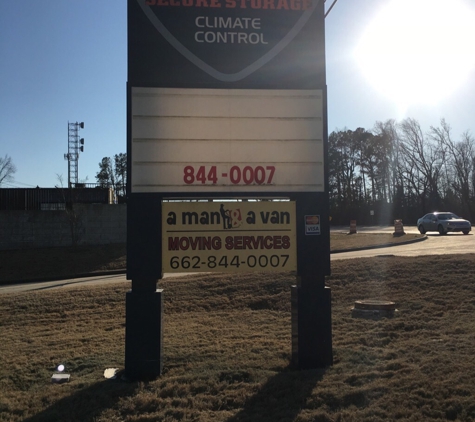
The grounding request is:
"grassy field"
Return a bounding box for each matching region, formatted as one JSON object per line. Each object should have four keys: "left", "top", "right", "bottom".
{"left": 0, "top": 232, "right": 424, "bottom": 283}
{"left": 1, "top": 249, "right": 475, "bottom": 421}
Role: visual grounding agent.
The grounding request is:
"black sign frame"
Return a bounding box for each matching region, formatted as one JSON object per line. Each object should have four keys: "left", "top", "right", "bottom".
{"left": 126, "top": 0, "right": 331, "bottom": 378}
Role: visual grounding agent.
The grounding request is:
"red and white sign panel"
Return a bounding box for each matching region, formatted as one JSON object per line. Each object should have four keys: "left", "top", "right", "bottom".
{"left": 131, "top": 87, "right": 324, "bottom": 193}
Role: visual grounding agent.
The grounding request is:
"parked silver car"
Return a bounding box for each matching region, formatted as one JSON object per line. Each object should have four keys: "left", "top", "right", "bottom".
{"left": 417, "top": 212, "right": 471, "bottom": 235}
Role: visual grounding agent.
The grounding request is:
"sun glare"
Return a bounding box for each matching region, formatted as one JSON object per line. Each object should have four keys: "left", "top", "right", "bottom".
{"left": 354, "top": 0, "right": 475, "bottom": 107}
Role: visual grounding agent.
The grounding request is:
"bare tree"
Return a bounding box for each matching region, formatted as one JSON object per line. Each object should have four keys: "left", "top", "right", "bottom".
{"left": 373, "top": 119, "right": 401, "bottom": 204}
{"left": 328, "top": 118, "right": 473, "bottom": 224}
{"left": 328, "top": 128, "right": 361, "bottom": 208}
{"left": 356, "top": 127, "right": 393, "bottom": 203}
{"left": 398, "top": 118, "right": 444, "bottom": 212}
{"left": 0, "top": 155, "right": 17, "bottom": 186}
{"left": 430, "top": 119, "right": 475, "bottom": 219}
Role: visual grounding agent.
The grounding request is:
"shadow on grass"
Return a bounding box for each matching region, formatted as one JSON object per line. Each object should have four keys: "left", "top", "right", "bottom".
{"left": 227, "top": 366, "right": 326, "bottom": 422}
{"left": 22, "top": 378, "right": 137, "bottom": 422}
{"left": 0, "top": 243, "right": 126, "bottom": 283}
{"left": 22, "top": 367, "right": 325, "bottom": 422}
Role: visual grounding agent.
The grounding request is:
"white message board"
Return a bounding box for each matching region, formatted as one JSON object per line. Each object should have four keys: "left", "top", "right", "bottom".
{"left": 162, "top": 201, "right": 297, "bottom": 273}
{"left": 131, "top": 87, "right": 323, "bottom": 193}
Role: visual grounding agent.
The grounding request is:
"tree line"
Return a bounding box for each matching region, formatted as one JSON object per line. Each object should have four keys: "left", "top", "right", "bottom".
{"left": 5, "top": 116, "right": 466, "bottom": 221}
{"left": 329, "top": 118, "right": 475, "bottom": 225}
{"left": 97, "top": 119, "right": 475, "bottom": 224}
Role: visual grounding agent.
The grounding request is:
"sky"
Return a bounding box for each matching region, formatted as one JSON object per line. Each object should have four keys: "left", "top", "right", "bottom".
{"left": 1, "top": 0, "right": 475, "bottom": 188}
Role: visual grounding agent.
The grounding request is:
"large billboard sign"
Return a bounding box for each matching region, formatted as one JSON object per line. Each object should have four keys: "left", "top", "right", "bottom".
{"left": 162, "top": 201, "right": 297, "bottom": 273}
{"left": 126, "top": 0, "right": 331, "bottom": 378}
{"left": 128, "top": 0, "right": 325, "bottom": 88}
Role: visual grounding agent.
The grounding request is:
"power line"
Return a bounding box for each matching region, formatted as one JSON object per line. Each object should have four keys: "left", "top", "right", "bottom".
{"left": 1, "top": 180, "right": 37, "bottom": 188}
{"left": 325, "top": 0, "right": 339, "bottom": 18}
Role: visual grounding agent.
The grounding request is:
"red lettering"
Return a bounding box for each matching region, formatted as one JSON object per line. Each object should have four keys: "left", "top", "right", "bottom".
{"left": 202, "top": 237, "right": 212, "bottom": 250}
{"left": 190, "top": 237, "right": 200, "bottom": 250}
{"left": 243, "top": 236, "right": 252, "bottom": 250}
{"left": 251, "top": 236, "right": 262, "bottom": 249}
{"left": 234, "top": 236, "right": 243, "bottom": 249}
{"left": 262, "top": 0, "right": 275, "bottom": 8}
{"left": 212, "top": 237, "right": 221, "bottom": 250}
{"left": 168, "top": 237, "right": 179, "bottom": 251}
{"left": 169, "top": 236, "right": 222, "bottom": 251}
{"left": 264, "top": 236, "right": 273, "bottom": 249}
{"left": 142, "top": 0, "right": 305, "bottom": 6}
{"left": 290, "top": 0, "right": 300, "bottom": 10}
{"left": 224, "top": 235, "right": 290, "bottom": 250}
{"left": 282, "top": 236, "right": 290, "bottom": 249}
{"left": 179, "top": 237, "right": 190, "bottom": 250}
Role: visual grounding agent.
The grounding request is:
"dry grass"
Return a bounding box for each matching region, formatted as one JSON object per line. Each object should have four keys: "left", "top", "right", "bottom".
{"left": 0, "top": 233, "right": 424, "bottom": 283}
{"left": 1, "top": 253, "right": 475, "bottom": 421}
{"left": 330, "top": 232, "right": 423, "bottom": 252}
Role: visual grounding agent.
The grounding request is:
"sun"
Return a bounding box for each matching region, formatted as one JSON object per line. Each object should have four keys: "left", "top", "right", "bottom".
{"left": 354, "top": 0, "right": 475, "bottom": 107}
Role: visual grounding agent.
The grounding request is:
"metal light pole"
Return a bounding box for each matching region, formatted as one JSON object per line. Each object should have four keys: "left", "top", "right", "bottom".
{"left": 64, "top": 121, "right": 85, "bottom": 188}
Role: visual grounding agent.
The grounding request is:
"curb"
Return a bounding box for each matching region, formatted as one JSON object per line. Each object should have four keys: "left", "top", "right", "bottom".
{"left": 2, "top": 269, "right": 126, "bottom": 286}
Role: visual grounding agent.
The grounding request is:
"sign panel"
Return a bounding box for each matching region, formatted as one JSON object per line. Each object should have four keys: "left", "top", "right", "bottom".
{"left": 162, "top": 201, "right": 297, "bottom": 273}
{"left": 131, "top": 88, "right": 323, "bottom": 193}
{"left": 128, "top": 0, "right": 325, "bottom": 88}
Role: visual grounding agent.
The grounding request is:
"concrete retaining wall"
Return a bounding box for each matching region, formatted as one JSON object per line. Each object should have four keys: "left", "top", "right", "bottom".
{"left": 0, "top": 204, "right": 126, "bottom": 250}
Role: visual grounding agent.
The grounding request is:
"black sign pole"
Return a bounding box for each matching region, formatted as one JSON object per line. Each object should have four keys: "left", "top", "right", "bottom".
{"left": 125, "top": 193, "right": 163, "bottom": 380}
{"left": 125, "top": 81, "right": 164, "bottom": 379}
{"left": 294, "top": 190, "right": 333, "bottom": 369}
{"left": 292, "top": 84, "right": 332, "bottom": 369}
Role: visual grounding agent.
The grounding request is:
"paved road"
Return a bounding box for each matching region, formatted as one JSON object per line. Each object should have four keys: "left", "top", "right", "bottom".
{"left": 332, "top": 231, "right": 475, "bottom": 260}
{"left": 331, "top": 224, "right": 475, "bottom": 259}
{"left": 2, "top": 226, "right": 474, "bottom": 294}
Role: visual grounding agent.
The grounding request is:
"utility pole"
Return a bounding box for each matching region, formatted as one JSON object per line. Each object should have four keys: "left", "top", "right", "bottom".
{"left": 64, "top": 121, "right": 85, "bottom": 188}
